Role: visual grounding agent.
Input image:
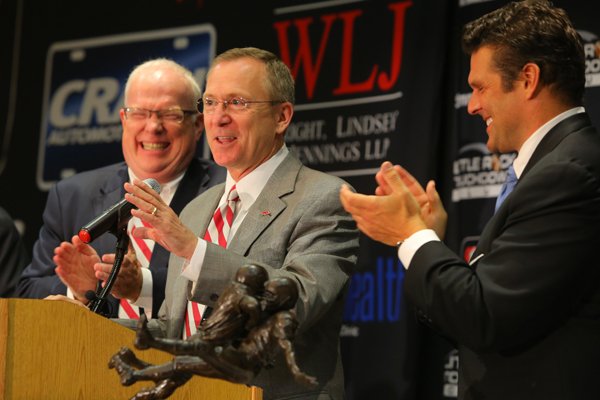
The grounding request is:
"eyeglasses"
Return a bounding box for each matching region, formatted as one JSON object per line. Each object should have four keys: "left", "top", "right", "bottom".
{"left": 198, "top": 97, "right": 284, "bottom": 114}
{"left": 123, "top": 107, "right": 197, "bottom": 124}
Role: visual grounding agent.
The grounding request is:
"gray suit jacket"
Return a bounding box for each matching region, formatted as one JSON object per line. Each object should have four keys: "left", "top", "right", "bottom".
{"left": 151, "top": 153, "right": 359, "bottom": 400}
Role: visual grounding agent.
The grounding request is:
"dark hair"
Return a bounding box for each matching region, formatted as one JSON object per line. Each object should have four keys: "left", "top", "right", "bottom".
{"left": 462, "top": 0, "right": 585, "bottom": 105}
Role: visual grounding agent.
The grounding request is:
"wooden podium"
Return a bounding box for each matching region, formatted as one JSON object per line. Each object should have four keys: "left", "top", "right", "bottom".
{"left": 0, "top": 299, "right": 262, "bottom": 400}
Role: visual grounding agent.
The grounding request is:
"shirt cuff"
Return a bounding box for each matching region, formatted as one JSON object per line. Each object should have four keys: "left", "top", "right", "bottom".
{"left": 398, "top": 229, "right": 440, "bottom": 269}
{"left": 132, "top": 268, "right": 153, "bottom": 314}
{"left": 181, "top": 238, "right": 207, "bottom": 285}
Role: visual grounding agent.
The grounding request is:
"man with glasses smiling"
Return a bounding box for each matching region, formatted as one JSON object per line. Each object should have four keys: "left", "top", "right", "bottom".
{"left": 122, "top": 47, "right": 359, "bottom": 400}
{"left": 18, "top": 58, "right": 225, "bottom": 320}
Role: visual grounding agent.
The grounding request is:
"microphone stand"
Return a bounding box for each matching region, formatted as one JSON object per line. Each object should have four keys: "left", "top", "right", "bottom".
{"left": 87, "top": 226, "right": 129, "bottom": 315}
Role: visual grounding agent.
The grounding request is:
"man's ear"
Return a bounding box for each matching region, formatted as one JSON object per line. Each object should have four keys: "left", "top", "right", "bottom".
{"left": 193, "top": 113, "right": 204, "bottom": 141}
{"left": 275, "top": 102, "right": 294, "bottom": 135}
{"left": 521, "top": 62, "right": 541, "bottom": 99}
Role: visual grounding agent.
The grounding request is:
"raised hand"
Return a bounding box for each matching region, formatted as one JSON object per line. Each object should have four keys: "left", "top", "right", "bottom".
{"left": 94, "top": 244, "right": 143, "bottom": 301}
{"left": 54, "top": 235, "right": 101, "bottom": 303}
{"left": 375, "top": 161, "right": 447, "bottom": 239}
{"left": 340, "top": 162, "right": 429, "bottom": 246}
{"left": 124, "top": 180, "right": 198, "bottom": 260}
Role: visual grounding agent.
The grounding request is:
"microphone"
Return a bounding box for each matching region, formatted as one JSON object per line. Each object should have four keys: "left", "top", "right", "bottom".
{"left": 78, "top": 178, "right": 161, "bottom": 243}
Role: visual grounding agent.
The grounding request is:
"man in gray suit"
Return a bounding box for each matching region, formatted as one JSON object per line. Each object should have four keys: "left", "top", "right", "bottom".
{"left": 123, "top": 47, "right": 359, "bottom": 400}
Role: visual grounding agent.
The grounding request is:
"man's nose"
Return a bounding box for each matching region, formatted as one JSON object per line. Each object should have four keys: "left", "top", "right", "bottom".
{"left": 467, "top": 92, "right": 480, "bottom": 115}
{"left": 145, "top": 113, "right": 165, "bottom": 131}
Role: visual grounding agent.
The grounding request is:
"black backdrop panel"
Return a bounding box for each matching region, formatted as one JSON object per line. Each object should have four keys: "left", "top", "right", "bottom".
{"left": 2, "top": 1, "right": 600, "bottom": 399}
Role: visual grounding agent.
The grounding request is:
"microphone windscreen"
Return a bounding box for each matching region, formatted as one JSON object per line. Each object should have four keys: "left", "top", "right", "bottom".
{"left": 143, "top": 178, "right": 161, "bottom": 194}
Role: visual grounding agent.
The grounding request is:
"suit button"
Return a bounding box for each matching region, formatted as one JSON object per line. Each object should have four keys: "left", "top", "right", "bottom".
{"left": 210, "top": 293, "right": 219, "bottom": 302}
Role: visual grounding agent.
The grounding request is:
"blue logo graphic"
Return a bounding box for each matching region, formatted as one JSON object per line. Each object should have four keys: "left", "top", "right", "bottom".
{"left": 343, "top": 256, "right": 405, "bottom": 323}
{"left": 37, "top": 24, "right": 216, "bottom": 190}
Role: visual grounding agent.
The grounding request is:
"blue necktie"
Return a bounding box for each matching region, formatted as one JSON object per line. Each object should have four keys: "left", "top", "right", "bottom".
{"left": 495, "top": 165, "right": 517, "bottom": 212}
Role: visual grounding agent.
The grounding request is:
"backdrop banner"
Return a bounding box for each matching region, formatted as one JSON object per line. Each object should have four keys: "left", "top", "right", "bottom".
{"left": 2, "top": 1, "right": 600, "bottom": 399}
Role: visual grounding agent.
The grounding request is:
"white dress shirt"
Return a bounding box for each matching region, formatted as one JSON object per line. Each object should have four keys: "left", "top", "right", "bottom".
{"left": 181, "top": 145, "right": 289, "bottom": 283}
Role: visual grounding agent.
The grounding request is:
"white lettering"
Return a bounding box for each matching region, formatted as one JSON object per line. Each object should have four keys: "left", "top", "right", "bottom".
{"left": 49, "top": 78, "right": 122, "bottom": 129}
{"left": 287, "top": 120, "right": 326, "bottom": 142}
{"left": 336, "top": 111, "right": 399, "bottom": 138}
{"left": 49, "top": 80, "right": 86, "bottom": 128}
{"left": 289, "top": 141, "right": 361, "bottom": 165}
{"left": 79, "top": 78, "right": 121, "bottom": 125}
{"left": 47, "top": 124, "right": 122, "bottom": 146}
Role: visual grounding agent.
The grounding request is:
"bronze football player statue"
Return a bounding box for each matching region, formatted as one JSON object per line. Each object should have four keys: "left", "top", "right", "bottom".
{"left": 109, "top": 265, "right": 317, "bottom": 400}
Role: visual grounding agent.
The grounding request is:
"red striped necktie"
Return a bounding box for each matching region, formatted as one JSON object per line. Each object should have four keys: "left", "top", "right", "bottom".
{"left": 183, "top": 185, "right": 240, "bottom": 339}
{"left": 118, "top": 218, "right": 154, "bottom": 319}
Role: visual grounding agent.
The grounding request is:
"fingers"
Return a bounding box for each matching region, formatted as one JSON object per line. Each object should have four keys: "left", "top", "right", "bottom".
{"left": 124, "top": 180, "right": 164, "bottom": 216}
{"left": 422, "top": 179, "right": 448, "bottom": 239}
{"left": 340, "top": 184, "right": 374, "bottom": 213}
{"left": 94, "top": 256, "right": 115, "bottom": 281}
{"left": 425, "top": 180, "right": 447, "bottom": 216}
{"left": 375, "top": 162, "right": 414, "bottom": 196}
{"left": 130, "top": 225, "right": 151, "bottom": 241}
{"left": 95, "top": 251, "right": 142, "bottom": 299}
{"left": 425, "top": 180, "right": 440, "bottom": 205}
{"left": 396, "top": 165, "right": 425, "bottom": 195}
{"left": 72, "top": 235, "right": 98, "bottom": 257}
{"left": 381, "top": 162, "right": 409, "bottom": 195}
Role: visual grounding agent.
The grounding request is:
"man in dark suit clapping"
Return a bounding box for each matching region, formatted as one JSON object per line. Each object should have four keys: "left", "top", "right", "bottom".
{"left": 341, "top": 1, "right": 600, "bottom": 399}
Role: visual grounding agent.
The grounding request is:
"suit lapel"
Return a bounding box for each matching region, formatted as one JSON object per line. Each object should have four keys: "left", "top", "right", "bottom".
{"left": 189, "top": 185, "right": 224, "bottom": 239}
{"left": 472, "top": 113, "right": 592, "bottom": 263}
{"left": 228, "top": 154, "right": 300, "bottom": 256}
{"left": 93, "top": 164, "right": 128, "bottom": 220}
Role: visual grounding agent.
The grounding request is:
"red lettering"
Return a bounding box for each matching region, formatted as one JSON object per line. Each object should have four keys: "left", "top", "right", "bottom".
{"left": 274, "top": 15, "right": 336, "bottom": 99}
{"left": 274, "top": 1, "right": 412, "bottom": 99}
{"left": 333, "top": 10, "right": 377, "bottom": 95}
{"left": 378, "top": 1, "right": 412, "bottom": 90}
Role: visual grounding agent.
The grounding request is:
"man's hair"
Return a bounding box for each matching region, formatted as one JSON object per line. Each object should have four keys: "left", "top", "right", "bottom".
{"left": 124, "top": 58, "right": 201, "bottom": 106}
{"left": 462, "top": 0, "right": 585, "bottom": 105}
{"left": 208, "top": 47, "right": 295, "bottom": 105}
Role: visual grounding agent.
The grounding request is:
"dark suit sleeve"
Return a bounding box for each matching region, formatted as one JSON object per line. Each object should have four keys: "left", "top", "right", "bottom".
{"left": 405, "top": 159, "right": 600, "bottom": 352}
{"left": 16, "top": 184, "right": 69, "bottom": 298}
{"left": 0, "top": 208, "right": 30, "bottom": 297}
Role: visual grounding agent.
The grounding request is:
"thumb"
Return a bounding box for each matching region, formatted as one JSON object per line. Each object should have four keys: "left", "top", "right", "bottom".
{"left": 426, "top": 180, "right": 442, "bottom": 208}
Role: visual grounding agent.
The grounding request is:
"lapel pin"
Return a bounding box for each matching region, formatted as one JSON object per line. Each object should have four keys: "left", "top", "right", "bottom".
{"left": 260, "top": 210, "right": 271, "bottom": 216}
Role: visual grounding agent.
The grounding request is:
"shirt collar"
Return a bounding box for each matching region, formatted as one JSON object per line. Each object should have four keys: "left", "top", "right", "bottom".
{"left": 512, "top": 106, "right": 584, "bottom": 178}
{"left": 222, "top": 145, "right": 289, "bottom": 209}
